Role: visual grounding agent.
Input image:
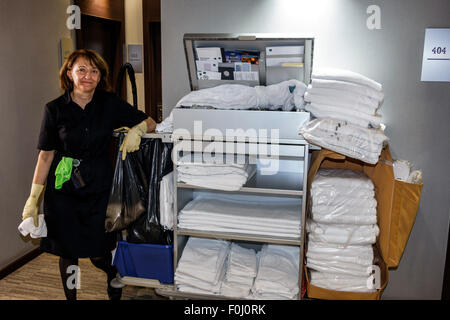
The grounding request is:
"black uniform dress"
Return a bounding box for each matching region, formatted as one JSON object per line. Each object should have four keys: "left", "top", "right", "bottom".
{"left": 38, "top": 90, "right": 148, "bottom": 259}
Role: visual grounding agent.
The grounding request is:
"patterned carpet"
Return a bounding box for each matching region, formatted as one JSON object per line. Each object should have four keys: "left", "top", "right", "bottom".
{"left": 0, "top": 253, "right": 169, "bottom": 300}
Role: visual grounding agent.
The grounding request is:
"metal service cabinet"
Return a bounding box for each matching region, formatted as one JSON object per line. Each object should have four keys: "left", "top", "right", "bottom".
{"left": 167, "top": 34, "right": 315, "bottom": 300}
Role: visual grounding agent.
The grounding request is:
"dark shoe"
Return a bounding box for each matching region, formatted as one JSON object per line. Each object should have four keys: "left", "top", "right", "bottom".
{"left": 107, "top": 284, "right": 122, "bottom": 300}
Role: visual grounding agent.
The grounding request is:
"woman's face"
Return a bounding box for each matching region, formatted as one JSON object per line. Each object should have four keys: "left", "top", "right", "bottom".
{"left": 67, "top": 57, "right": 101, "bottom": 94}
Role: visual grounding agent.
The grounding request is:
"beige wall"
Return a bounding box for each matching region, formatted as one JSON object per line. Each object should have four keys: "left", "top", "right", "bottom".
{"left": 124, "top": 0, "right": 146, "bottom": 112}
{"left": 0, "top": 0, "right": 71, "bottom": 269}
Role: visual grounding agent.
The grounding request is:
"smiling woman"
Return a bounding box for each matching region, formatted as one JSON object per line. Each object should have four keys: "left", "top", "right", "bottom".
{"left": 20, "top": 49, "right": 156, "bottom": 300}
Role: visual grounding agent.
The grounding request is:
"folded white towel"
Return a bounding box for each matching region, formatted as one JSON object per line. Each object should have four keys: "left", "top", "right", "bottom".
{"left": 159, "top": 172, "right": 174, "bottom": 230}
{"left": 311, "top": 79, "right": 384, "bottom": 101}
{"left": 312, "top": 68, "right": 383, "bottom": 92}
{"left": 306, "top": 85, "right": 381, "bottom": 111}
{"left": 307, "top": 241, "right": 374, "bottom": 258}
{"left": 177, "top": 165, "right": 256, "bottom": 191}
{"left": 18, "top": 215, "right": 47, "bottom": 239}
{"left": 305, "top": 101, "right": 382, "bottom": 129}
{"left": 305, "top": 87, "right": 379, "bottom": 116}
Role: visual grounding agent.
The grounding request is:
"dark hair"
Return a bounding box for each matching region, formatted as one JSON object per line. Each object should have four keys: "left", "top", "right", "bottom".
{"left": 59, "top": 49, "right": 111, "bottom": 91}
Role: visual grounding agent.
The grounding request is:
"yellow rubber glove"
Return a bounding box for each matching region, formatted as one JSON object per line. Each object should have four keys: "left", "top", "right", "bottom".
{"left": 22, "top": 184, "right": 45, "bottom": 227}
{"left": 119, "top": 120, "right": 147, "bottom": 160}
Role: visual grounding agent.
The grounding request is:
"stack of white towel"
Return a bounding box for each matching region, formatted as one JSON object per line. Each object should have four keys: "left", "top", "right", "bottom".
{"left": 178, "top": 196, "right": 302, "bottom": 239}
{"left": 221, "top": 243, "right": 258, "bottom": 298}
{"left": 251, "top": 245, "right": 300, "bottom": 300}
{"left": 299, "top": 68, "right": 388, "bottom": 164}
{"left": 175, "top": 237, "right": 230, "bottom": 295}
{"left": 306, "top": 169, "right": 379, "bottom": 293}
{"left": 177, "top": 153, "right": 257, "bottom": 191}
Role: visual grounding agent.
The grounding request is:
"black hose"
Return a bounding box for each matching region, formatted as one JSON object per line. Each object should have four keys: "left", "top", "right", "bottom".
{"left": 116, "top": 63, "right": 138, "bottom": 109}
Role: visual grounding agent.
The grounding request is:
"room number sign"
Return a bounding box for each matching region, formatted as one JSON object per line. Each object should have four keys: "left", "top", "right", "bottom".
{"left": 421, "top": 28, "right": 450, "bottom": 82}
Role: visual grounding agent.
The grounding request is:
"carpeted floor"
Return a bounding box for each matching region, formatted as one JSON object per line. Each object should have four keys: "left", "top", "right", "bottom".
{"left": 0, "top": 253, "right": 169, "bottom": 300}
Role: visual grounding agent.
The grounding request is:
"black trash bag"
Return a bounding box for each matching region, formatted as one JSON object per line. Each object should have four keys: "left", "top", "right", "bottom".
{"left": 126, "top": 138, "right": 174, "bottom": 245}
{"left": 105, "top": 133, "right": 148, "bottom": 232}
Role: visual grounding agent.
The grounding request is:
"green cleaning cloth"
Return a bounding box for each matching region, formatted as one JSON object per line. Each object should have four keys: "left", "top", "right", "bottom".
{"left": 55, "top": 157, "right": 73, "bottom": 190}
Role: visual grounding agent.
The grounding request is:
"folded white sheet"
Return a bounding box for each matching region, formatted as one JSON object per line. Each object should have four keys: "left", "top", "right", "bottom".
{"left": 311, "top": 79, "right": 384, "bottom": 101}
{"left": 251, "top": 245, "right": 300, "bottom": 300}
{"left": 220, "top": 243, "right": 257, "bottom": 298}
{"left": 312, "top": 194, "right": 377, "bottom": 209}
{"left": 311, "top": 186, "right": 375, "bottom": 200}
{"left": 312, "top": 68, "right": 383, "bottom": 92}
{"left": 175, "top": 79, "right": 307, "bottom": 111}
{"left": 305, "top": 102, "right": 382, "bottom": 129}
{"left": 18, "top": 214, "right": 47, "bottom": 239}
{"left": 310, "top": 271, "right": 377, "bottom": 292}
{"left": 307, "top": 241, "right": 374, "bottom": 258}
{"left": 175, "top": 237, "right": 230, "bottom": 284}
{"left": 311, "top": 211, "right": 377, "bottom": 225}
{"left": 306, "top": 85, "right": 381, "bottom": 111}
{"left": 306, "top": 251, "right": 373, "bottom": 266}
{"left": 307, "top": 219, "right": 379, "bottom": 246}
{"left": 180, "top": 197, "right": 302, "bottom": 226}
{"left": 307, "top": 258, "right": 374, "bottom": 277}
{"left": 159, "top": 172, "right": 174, "bottom": 230}
{"left": 313, "top": 169, "right": 374, "bottom": 190}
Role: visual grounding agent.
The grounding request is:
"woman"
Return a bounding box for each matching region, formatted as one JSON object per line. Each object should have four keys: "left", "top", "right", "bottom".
{"left": 21, "top": 49, "right": 156, "bottom": 300}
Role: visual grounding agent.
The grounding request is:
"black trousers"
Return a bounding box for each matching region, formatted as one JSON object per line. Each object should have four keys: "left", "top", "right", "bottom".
{"left": 59, "top": 253, "right": 118, "bottom": 300}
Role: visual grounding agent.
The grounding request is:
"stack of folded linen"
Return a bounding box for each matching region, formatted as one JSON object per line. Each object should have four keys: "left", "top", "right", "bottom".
{"left": 299, "top": 68, "right": 388, "bottom": 164}
{"left": 159, "top": 172, "right": 174, "bottom": 230}
{"left": 220, "top": 243, "right": 258, "bottom": 298}
{"left": 177, "top": 153, "right": 257, "bottom": 191}
{"left": 175, "top": 237, "right": 230, "bottom": 295}
{"left": 251, "top": 245, "right": 300, "bottom": 300}
{"left": 178, "top": 196, "right": 302, "bottom": 238}
{"left": 306, "top": 169, "right": 379, "bottom": 293}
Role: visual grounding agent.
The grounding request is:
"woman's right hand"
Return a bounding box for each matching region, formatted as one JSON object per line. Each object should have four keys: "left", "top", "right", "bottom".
{"left": 22, "top": 184, "right": 45, "bottom": 227}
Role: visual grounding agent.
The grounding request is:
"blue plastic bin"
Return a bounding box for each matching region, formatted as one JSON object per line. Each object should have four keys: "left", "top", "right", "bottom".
{"left": 113, "top": 241, "right": 174, "bottom": 284}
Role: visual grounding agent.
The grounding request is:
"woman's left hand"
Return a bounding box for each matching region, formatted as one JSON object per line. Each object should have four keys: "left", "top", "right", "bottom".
{"left": 118, "top": 120, "right": 147, "bottom": 160}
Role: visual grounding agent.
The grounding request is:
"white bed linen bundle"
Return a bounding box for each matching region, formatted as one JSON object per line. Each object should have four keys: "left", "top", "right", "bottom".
{"left": 178, "top": 196, "right": 302, "bottom": 238}
{"left": 251, "top": 245, "right": 300, "bottom": 300}
{"left": 175, "top": 237, "right": 231, "bottom": 295}
{"left": 177, "top": 153, "right": 257, "bottom": 191}
{"left": 175, "top": 79, "right": 307, "bottom": 111}
{"left": 299, "top": 118, "right": 388, "bottom": 164}
{"left": 306, "top": 169, "right": 378, "bottom": 293}
{"left": 220, "top": 243, "right": 258, "bottom": 298}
